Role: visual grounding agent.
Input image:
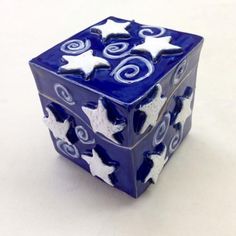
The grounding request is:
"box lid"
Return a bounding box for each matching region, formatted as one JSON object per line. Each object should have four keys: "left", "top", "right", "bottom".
{"left": 30, "top": 16, "right": 203, "bottom": 104}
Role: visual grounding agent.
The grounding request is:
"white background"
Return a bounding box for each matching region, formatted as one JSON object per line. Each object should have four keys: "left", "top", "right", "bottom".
{"left": 1, "top": 0, "right": 236, "bottom": 235}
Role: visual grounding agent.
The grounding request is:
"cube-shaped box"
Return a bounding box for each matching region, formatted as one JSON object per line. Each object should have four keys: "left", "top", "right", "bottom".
{"left": 29, "top": 16, "right": 203, "bottom": 198}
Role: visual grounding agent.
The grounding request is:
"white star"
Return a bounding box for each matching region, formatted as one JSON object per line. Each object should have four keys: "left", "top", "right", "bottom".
{"left": 82, "top": 99, "right": 125, "bottom": 144}
{"left": 59, "top": 49, "right": 110, "bottom": 78}
{"left": 91, "top": 19, "right": 131, "bottom": 39}
{"left": 81, "top": 150, "right": 115, "bottom": 186}
{"left": 175, "top": 92, "right": 193, "bottom": 126}
{"left": 132, "top": 36, "right": 182, "bottom": 60}
{"left": 144, "top": 146, "right": 168, "bottom": 184}
{"left": 139, "top": 84, "right": 167, "bottom": 134}
{"left": 43, "top": 107, "right": 71, "bottom": 144}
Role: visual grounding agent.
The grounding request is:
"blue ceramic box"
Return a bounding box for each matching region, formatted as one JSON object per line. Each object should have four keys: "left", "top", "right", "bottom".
{"left": 29, "top": 16, "right": 203, "bottom": 198}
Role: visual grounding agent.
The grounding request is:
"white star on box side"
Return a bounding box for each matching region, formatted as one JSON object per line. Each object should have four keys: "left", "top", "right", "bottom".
{"left": 91, "top": 19, "right": 131, "bottom": 39}
{"left": 139, "top": 84, "right": 167, "bottom": 134}
{"left": 144, "top": 146, "right": 168, "bottom": 184}
{"left": 81, "top": 150, "right": 115, "bottom": 186}
{"left": 43, "top": 107, "right": 71, "bottom": 144}
{"left": 82, "top": 99, "right": 125, "bottom": 144}
{"left": 175, "top": 92, "right": 194, "bottom": 126}
{"left": 59, "top": 49, "right": 110, "bottom": 78}
{"left": 132, "top": 36, "right": 182, "bottom": 60}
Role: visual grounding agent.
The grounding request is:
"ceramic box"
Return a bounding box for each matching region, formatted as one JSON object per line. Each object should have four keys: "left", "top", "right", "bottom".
{"left": 29, "top": 16, "right": 203, "bottom": 198}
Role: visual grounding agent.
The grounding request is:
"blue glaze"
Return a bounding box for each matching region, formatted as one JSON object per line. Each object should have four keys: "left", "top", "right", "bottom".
{"left": 30, "top": 16, "right": 203, "bottom": 104}
{"left": 29, "top": 17, "right": 203, "bottom": 198}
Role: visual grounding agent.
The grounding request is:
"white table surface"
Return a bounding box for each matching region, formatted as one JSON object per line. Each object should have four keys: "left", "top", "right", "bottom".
{"left": 1, "top": 0, "right": 236, "bottom": 235}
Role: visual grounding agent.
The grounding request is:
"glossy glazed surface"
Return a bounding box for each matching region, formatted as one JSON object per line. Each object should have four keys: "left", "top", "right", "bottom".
{"left": 29, "top": 16, "right": 203, "bottom": 197}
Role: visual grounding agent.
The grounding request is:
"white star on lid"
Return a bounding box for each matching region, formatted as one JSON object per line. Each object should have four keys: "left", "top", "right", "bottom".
{"left": 59, "top": 49, "right": 110, "bottom": 78}
{"left": 43, "top": 107, "right": 71, "bottom": 144}
{"left": 91, "top": 19, "right": 131, "bottom": 39}
{"left": 81, "top": 150, "right": 115, "bottom": 186}
{"left": 82, "top": 99, "right": 125, "bottom": 144}
{"left": 144, "top": 146, "right": 168, "bottom": 184}
{"left": 175, "top": 92, "right": 194, "bottom": 126}
{"left": 132, "top": 36, "right": 182, "bottom": 60}
{"left": 139, "top": 84, "right": 167, "bottom": 134}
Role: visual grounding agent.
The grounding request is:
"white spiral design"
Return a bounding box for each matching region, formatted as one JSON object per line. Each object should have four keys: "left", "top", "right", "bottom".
{"left": 153, "top": 113, "right": 170, "bottom": 146}
{"left": 111, "top": 56, "right": 154, "bottom": 84}
{"left": 54, "top": 83, "right": 75, "bottom": 105}
{"left": 60, "top": 39, "right": 91, "bottom": 54}
{"left": 169, "top": 127, "right": 183, "bottom": 154}
{"left": 56, "top": 139, "right": 80, "bottom": 159}
{"left": 103, "top": 42, "right": 130, "bottom": 59}
{"left": 75, "top": 125, "right": 95, "bottom": 145}
{"left": 173, "top": 59, "right": 187, "bottom": 85}
{"left": 138, "top": 26, "right": 166, "bottom": 38}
